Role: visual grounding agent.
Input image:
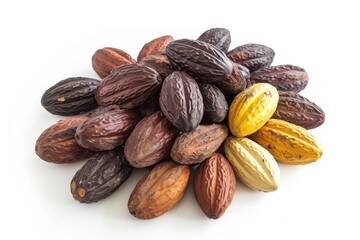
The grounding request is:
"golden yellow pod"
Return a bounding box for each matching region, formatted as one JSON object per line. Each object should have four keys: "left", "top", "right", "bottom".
{"left": 224, "top": 136, "right": 280, "bottom": 192}
{"left": 250, "top": 119, "right": 323, "bottom": 164}
{"left": 228, "top": 83, "right": 279, "bottom": 137}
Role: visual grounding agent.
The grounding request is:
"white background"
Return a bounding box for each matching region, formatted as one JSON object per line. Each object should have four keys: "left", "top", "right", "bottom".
{"left": 1, "top": 0, "right": 359, "bottom": 239}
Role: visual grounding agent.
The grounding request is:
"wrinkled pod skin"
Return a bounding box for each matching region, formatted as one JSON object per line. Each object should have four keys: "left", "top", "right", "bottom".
{"left": 137, "top": 35, "right": 174, "bottom": 62}
{"left": 194, "top": 153, "right": 236, "bottom": 219}
{"left": 197, "top": 28, "right": 231, "bottom": 52}
{"left": 71, "top": 148, "right": 133, "bottom": 203}
{"left": 215, "top": 62, "right": 248, "bottom": 94}
{"left": 128, "top": 161, "right": 190, "bottom": 219}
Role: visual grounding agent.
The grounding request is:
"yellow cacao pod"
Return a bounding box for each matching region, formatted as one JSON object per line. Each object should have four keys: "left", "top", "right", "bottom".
{"left": 250, "top": 119, "right": 323, "bottom": 164}
{"left": 224, "top": 136, "right": 280, "bottom": 192}
{"left": 228, "top": 83, "right": 279, "bottom": 137}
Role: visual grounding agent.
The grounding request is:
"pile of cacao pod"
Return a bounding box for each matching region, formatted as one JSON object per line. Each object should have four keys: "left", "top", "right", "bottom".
{"left": 35, "top": 28, "right": 325, "bottom": 220}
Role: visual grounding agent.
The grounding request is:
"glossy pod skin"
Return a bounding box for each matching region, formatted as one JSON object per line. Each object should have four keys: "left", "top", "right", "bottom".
{"left": 273, "top": 91, "right": 325, "bottom": 129}
{"left": 250, "top": 119, "right": 323, "bottom": 164}
{"left": 92, "top": 47, "right": 136, "bottom": 79}
{"left": 171, "top": 124, "right": 228, "bottom": 165}
{"left": 166, "top": 39, "right": 233, "bottom": 83}
{"left": 215, "top": 62, "right": 248, "bottom": 94}
{"left": 124, "top": 111, "right": 178, "bottom": 168}
{"left": 159, "top": 71, "right": 204, "bottom": 132}
{"left": 250, "top": 65, "right": 309, "bottom": 93}
{"left": 75, "top": 109, "right": 139, "bottom": 151}
{"left": 95, "top": 63, "right": 162, "bottom": 109}
{"left": 194, "top": 153, "right": 236, "bottom": 219}
{"left": 228, "top": 83, "right": 279, "bottom": 137}
{"left": 41, "top": 77, "right": 100, "bottom": 116}
{"left": 35, "top": 117, "right": 94, "bottom": 164}
{"left": 227, "top": 43, "right": 275, "bottom": 72}
{"left": 137, "top": 35, "right": 174, "bottom": 62}
{"left": 197, "top": 28, "right": 231, "bottom": 52}
{"left": 224, "top": 136, "right": 280, "bottom": 192}
{"left": 71, "top": 148, "right": 133, "bottom": 203}
{"left": 128, "top": 161, "right": 190, "bottom": 219}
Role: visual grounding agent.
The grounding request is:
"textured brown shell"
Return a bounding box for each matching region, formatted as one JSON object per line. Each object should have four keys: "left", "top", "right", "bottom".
{"left": 227, "top": 43, "right": 275, "bottom": 72}
{"left": 273, "top": 91, "right": 325, "bottom": 129}
{"left": 140, "top": 54, "right": 174, "bottom": 78}
{"left": 250, "top": 65, "right": 308, "bottom": 93}
{"left": 171, "top": 124, "right": 228, "bottom": 165}
{"left": 95, "top": 63, "right": 162, "bottom": 109}
{"left": 35, "top": 117, "right": 94, "bottom": 163}
{"left": 92, "top": 47, "right": 136, "bottom": 79}
{"left": 166, "top": 39, "right": 233, "bottom": 83}
{"left": 215, "top": 62, "right": 248, "bottom": 94}
{"left": 194, "top": 153, "right": 236, "bottom": 219}
{"left": 71, "top": 148, "right": 133, "bottom": 203}
{"left": 160, "top": 71, "right": 204, "bottom": 132}
{"left": 197, "top": 28, "right": 231, "bottom": 52}
{"left": 128, "top": 161, "right": 190, "bottom": 219}
{"left": 124, "top": 111, "right": 178, "bottom": 168}
{"left": 75, "top": 109, "right": 139, "bottom": 151}
{"left": 137, "top": 35, "right": 174, "bottom": 62}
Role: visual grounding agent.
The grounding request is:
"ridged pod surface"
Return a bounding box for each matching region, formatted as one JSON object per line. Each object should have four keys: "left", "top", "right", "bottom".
{"left": 70, "top": 148, "right": 133, "bottom": 203}
{"left": 215, "top": 62, "right": 247, "bottom": 94}
{"left": 140, "top": 54, "right": 174, "bottom": 78}
{"left": 228, "top": 83, "right": 279, "bottom": 137}
{"left": 224, "top": 136, "right": 280, "bottom": 192}
{"left": 95, "top": 63, "right": 162, "bottom": 109}
{"left": 197, "top": 28, "right": 231, "bottom": 52}
{"left": 273, "top": 91, "right": 325, "bottom": 129}
{"left": 250, "top": 65, "right": 308, "bottom": 93}
{"left": 159, "top": 71, "right": 203, "bottom": 132}
{"left": 41, "top": 77, "right": 100, "bottom": 116}
{"left": 166, "top": 39, "right": 233, "bottom": 83}
{"left": 75, "top": 109, "right": 139, "bottom": 151}
{"left": 194, "top": 153, "right": 236, "bottom": 219}
{"left": 124, "top": 111, "right": 178, "bottom": 168}
{"left": 171, "top": 124, "right": 228, "bottom": 165}
{"left": 137, "top": 35, "right": 174, "bottom": 62}
{"left": 128, "top": 161, "right": 190, "bottom": 219}
{"left": 250, "top": 119, "right": 323, "bottom": 164}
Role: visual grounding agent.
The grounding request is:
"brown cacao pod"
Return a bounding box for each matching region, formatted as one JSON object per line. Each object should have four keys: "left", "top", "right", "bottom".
{"left": 171, "top": 124, "right": 228, "bottom": 165}
{"left": 227, "top": 43, "right": 275, "bottom": 72}
{"left": 135, "top": 91, "right": 161, "bottom": 117}
{"left": 35, "top": 117, "right": 94, "bottom": 163}
{"left": 166, "top": 39, "right": 233, "bottom": 83}
{"left": 273, "top": 91, "right": 325, "bottom": 129}
{"left": 41, "top": 77, "right": 100, "bottom": 116}
{"left": 194, "top": 153, "right": 236, "bottom": 219}
{"left": 198, "top": 83, "right": 228, "bottom": 123}
{"left": 137, "top": 35, "right": 174, "bottom": 62}
{"left": 215, "top": 62, "right": 247, "bottom": 94}
{"left": 250, "top": 65, "right": 309, "bottom": 93}
{"left": 92, "top": 47, "right": 136, "bottom": 79}
{"left": 95, "top": 63, "right": 162, "bottom": 109}
{"left": 159, "top": 71, "right": 204, "bottom": 132}
{"left": 124, "top": 111, "right": 178, "bottom": 168}
{"left": 75, "top": 109, "right": 139, "bottom": 151}
{"left": 140, "top": 54, "right": 174, "bottom": 78}
{"left": 197, "top": 28, "right": 231, "bottom": 52}
{"left": 71, "top": 148, "right": 133, "bottom": 203}
{"left": 86, "top": 105, "right": 122, "bottom": 118}
{"left": 128, "top": 161, "right": 190, "bottom": 219}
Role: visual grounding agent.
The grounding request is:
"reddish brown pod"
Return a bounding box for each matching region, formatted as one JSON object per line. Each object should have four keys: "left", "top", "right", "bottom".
{"left": 137, "top": 35, "right": 174, "bottom": 62}
{"left": 215, "top": 62, "right": 248, "bottom": 94}
{"left": 92, "top": 47, "right": 136, "bottom": 79}
{"left": 35, "top": 117, "right": 94, "bottom": 164}
{"left": 75, "top": 109, "right": 139, "bottom": 151}
{"left": 124, "top": 111, "right": 178, "bottom": 168}
{"left": 140, "top": 54, "right": 174, "bottom": 78}
{"left": 250, "top": 65, "right": 309, "bottom": 93}
{"left": 273, "top": 91, "right": 325, "bottom": 129}
{"left": 95, "top": 63, "right": 162, "bottom": 109}
{"left": 194, "top": 153, "right": 236, "bottom": 219}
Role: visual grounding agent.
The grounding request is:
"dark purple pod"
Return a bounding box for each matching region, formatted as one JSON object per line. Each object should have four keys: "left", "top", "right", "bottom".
{"left": 41, "top": 77, "right": 100, "bottom": 116}
{"left": 135, "top": 92, "right": 161, "bottom": 117}
{"left": 250, "top": 65, "right": 309, "bottom": 93}
{"left": 197, "top": 28, "right": 231, "bottom": 52}
{"left": 75, "top": 109, "right": 139, "bottom": 151}
{"left": 159, "top": 71, "right": 204, "bottom": 132}
{"left": 124, "top": 111, "right": 178, "bottom": 168}
{"left": 71, "top": 148, "right": 133, "bottom": 203}
{"left": 227, "top": 43, "right": 275, "bottom": 72}
{"left": 95, "top": 63, "right": 162, "bottom": 109}
{"left": 198, "top": 83, "right": 228, "bottom": 123}
{"left": 166, "top": 39, "right": 233, "bottom": 83}
{"left": 273, "top": 91, "right": 325, "bottom": 129}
